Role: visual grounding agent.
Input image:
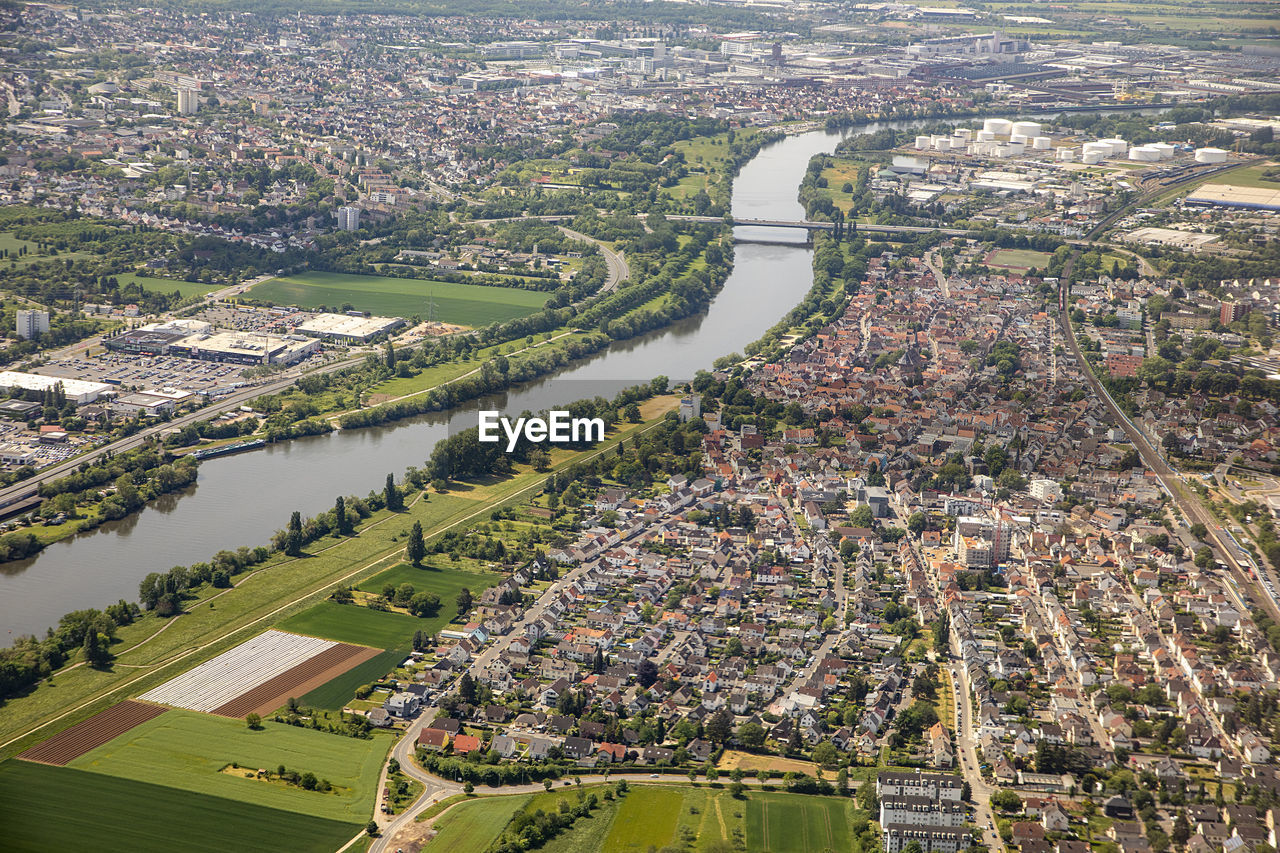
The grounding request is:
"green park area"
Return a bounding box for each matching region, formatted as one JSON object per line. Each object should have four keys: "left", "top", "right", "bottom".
{"left": 247, "top": 271, "right": 547, "bottom": 325}
{"left": 424, "top": 784, "right": 869, "bottom": 853}
{"left": 0, "top": 760, "right": 360, "bottom": 853}
{"left": 68, "top": 710, "right": 389, "bottom": 822}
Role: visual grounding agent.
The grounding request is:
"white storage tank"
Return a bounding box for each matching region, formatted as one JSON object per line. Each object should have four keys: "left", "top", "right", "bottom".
{"left": 1129, "top": 145, "right": 1161, "bottom": 162}
{"left": 954, "top": 128, "right": 974, "bottom": 141}
{"left": 976, "top": 130, "right": 996, "bottom": 142}
{"left": 1010, "top": 134, "right": 1028, "bottom": 145}
{"left": 1033, "top": 136, "right": 1052, "bottom": 150}
{"left": 1102, "top": 137, "right": 1128, "bottom": 156}
{"left": 1011, "top": 121, "right": 1042, "bottom": 138}
{"left": 1082, "top": 141, "right": 1111, "bottom": 160}
{"left": 1057, "top": 147, "right": 1076, "bottom": 161}
{"left": 915, "top": 135, "right": 930, "bottom": 150}
{"left": 1151, "top": 142, "right": 1176, "bottom": 159}
{"left": 1195, "top": 147, "right": 1229, "bottom": 164}
{"left": 934, "top": 137, "right": 952, "bottom": 151}
{"left": 1082, "top": 149, "right": 1105, "bottom": 165}
{"left": 983, "top": 118, "right": 1013, "bottom": 136}
{"left": 1008, "top": 141, "right": 1026, "bottom": 155}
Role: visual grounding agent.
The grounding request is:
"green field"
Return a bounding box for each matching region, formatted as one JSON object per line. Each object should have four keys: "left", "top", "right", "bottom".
{"left": 299, "top": 646, "right": 408, "bottom": 710}
{"left": 424, "top": 785, "right": 859, "bottom": 853}
{"left": 745, "top": 791, "right": 855, "bottom": 853}
{"left": 0, "top": 760, "right": 359, "bottom": 853}
{"left": 68, "top": 709, "right": 390, "bottom": 822}
{"left": 358, "top": 563, "right": 497, "bottom": 620}
{"left": 248, "top": 271, "right": 547, "bottom": 325}
{"left": 278, "top": 600, "right": 429, "bottom": 649}
{"left": 603, "top": 785, "right": 686, "bottom": 851}
{"left": 116, "top": 272, "right": 222, "bottom": 299}
{"left": 424, "top": 794, "right": 531, "bottom": 853}
{"left": 986, "top": 248, "right": 1053, "bottom": 270}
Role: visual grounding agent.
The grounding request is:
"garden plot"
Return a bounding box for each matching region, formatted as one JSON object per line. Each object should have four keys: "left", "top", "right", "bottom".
{"left": 139, "top": 630, "right": 338, "bottom": 713}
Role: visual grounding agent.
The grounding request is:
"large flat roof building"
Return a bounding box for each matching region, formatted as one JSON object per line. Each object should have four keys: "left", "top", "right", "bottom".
{"left": 296, "top": 312, "right": 403, "bottom": 343}
{"left": 169, "top": 331, "right": 319, "bottom": 365}
{"left": 0, "top": 371, "right": 112, "bottom": 406}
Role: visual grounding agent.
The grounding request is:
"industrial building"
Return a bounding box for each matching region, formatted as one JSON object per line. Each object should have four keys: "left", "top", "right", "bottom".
{"left": 296, "top": 312, "right": 403, "bottom": 342}
{"left": 111, "top": 389, "right": 195, "bottom": 416}
{"left": 0, "top": 371, "right": 112, "bottom": 406}
{"left": 1185, "top": 183, "right": 1280, "bottom": 212}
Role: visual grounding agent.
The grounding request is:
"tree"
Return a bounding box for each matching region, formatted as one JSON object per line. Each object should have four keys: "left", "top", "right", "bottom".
{"left": 334, "top": 495, "right": 351, "bottom": 535}
{"left": 737, "top": 721, "right": 766, "bottom": 749}
{"left": 456, "top": 587, "right": 473, "bottom": 618}
{"left": 706, "top": 708, "right": 733, "bottom": 744}
{"left": 850, "top": 505, "right": 874, "bottom": 528}
{"left": 463, "top": 780, "right": 474, "bottom": 794}
{"left": 1194, "top": 546, "right": 1214, "bottom": 569}
{"left": 812, "top": 740, "right": 839, "bottom": 767}
{"left": 285, "top": 510, "right": 303, "bottom": 556}
{"left": 82, "top": 629, "right": 111, "bottom": 667}
{"left": 385, "top": 473, "right": 403, "bottom": 511}
{"left": 406, "top": 520, "right": 425, "bottom": 565}
{"left": 365, "top": 821, "right": 379, "bottom": 837}
{"left": 907, "top": 511, "right": 927, "bottom": 536}
{"left": 637, "top": 658, "right": 658, "bottom": 688}
{"left": 246, "top": 712, "right": 262, "bottom": 730}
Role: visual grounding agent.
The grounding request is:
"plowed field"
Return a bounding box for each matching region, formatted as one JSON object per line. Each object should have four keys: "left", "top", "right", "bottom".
{"left": 17, "top": 700, "right": 167, "bottom": 765}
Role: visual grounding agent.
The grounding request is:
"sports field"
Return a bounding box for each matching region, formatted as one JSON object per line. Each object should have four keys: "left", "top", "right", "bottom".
{"left": 0, "top": 760, "right": 359, "bottom": 853}
{"left": 745, "top": 791, "right": 855, "bottom": 853}
{"left": 68, "top": 709, "right": 389, "bottom": 822}
{"left": 248, "top": 271, "right": 547, "bottom": 325}
{"left": 985, "top": 248, "right": 1053, "bottom": 271}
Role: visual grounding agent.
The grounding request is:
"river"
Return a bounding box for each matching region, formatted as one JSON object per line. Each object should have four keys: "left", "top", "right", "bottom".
{"left": 0, "top": 107, "right": 1171, "bottom": 640}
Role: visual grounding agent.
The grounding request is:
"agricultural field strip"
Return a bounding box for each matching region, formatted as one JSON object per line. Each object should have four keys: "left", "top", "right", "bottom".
{"left": 210, "top": 643, "right": 381, "bottom": 719}
{"left": 16, "top": 701, "right": 167, "bottom": 766}
{"left": 138, "top": 630, "right": 336, "bottom": 712}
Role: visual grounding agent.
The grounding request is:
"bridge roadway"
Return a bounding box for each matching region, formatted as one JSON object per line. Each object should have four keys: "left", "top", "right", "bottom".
{"left": 472, "top": 213, "right": 973, "bottom": 237}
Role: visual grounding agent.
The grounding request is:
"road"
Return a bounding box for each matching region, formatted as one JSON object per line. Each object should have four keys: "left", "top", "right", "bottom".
{"left": 950, "top": 658, "right": 1001, "bottom": 851}
{"left": 557, "top": 226, "right": 629, "bottom": 292}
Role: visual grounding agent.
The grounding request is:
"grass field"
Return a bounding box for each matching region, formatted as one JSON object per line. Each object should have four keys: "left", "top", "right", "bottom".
{"left": 603, "top": 785, "right": 685, "bottom": 851}
{"left": 116, "top": 272, "right": 222, "bottom": 299}
{"left": 1204, "top": 162, "right": 1279, "bottom": 189}
{"left": 986, "top": 248, "right": 1053, "bottom": 270}
{"left": 746, "top": 791, "right": 854, "bottom": 853}
{"left": 278, "top": 601, "right": 428, "bottom": 649}
{"left": 359, "top": 562, "right": 497, "bottom": 615}
{"left": 248, "top": 271, "right": 547, "bottom": 325}
{"left": 68, "top": 709, "right": 390, "bottom": 822}
{"left": 721, "top": 750, "right": 821, "bottom": 776}
{"left": 298, "top": 646, "right": 407, "bottom": 710}
{"left": 0, "top": 760, "right": 359, "bottom": 853}
{"left": 423, "top": 794, "right": 531, "bottom": 853}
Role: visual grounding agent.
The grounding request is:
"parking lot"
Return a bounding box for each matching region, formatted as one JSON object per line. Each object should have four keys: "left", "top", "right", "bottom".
{"left": 34, "top": 352, "right": 249, "bottom": 395}
{"left": 192, "top": 304, "right": 316, "bottom": 335}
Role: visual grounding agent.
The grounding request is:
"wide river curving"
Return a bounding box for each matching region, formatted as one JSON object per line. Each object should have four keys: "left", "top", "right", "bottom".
{"left": 0, "top": 108, "right": 1166, "bottom": 639}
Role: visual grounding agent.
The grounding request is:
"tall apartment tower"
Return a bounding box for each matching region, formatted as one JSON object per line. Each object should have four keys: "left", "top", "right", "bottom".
{"left": 336, "top": 206, "right": 361, "bottom": 231}
{"left": 16, "top": 309, "right": 49, "bottom": 340}
{"left": 176, "top": 88, "right": 198, "bottom": 115}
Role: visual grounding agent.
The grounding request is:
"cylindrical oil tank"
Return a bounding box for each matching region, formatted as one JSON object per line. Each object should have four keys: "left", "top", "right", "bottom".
{"left": 1011, "top": 121, "right": 1041, "bottom": 138}
{"left": 1082, "top": 149, "right": 1105, "bottom": 165}
{"left": 1151, "top": 142, "right": 1176, "bottom": 159}
{"left": 1102, "top": 137, "right": 1128, "bottom": 155}
{"left": 1195, "top": 147, "right": 1229, "bottom": 163}
{"left": 976, "top": 130, "right": 995, "bottom": 142}
{"left": 1129, "top": 146, "right": 1161, "bottom": 162}
{"left": 915, "top": 135, "right": 930, "bottom": 150}
{"left": 1057, "top": 147, "right": 1076, "bottom": 161}
{"left": 1033, "top": 136, "right": 1052, "bottom": 150}
{"left": 983, "top": 118, "right": 1013, "bottom": 136}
